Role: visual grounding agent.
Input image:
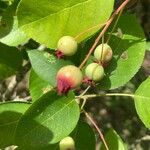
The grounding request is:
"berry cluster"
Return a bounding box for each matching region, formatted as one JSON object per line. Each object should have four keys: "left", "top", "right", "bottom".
{"left": 85, "top": 43, "right": 113, "bottom": 84}
{"left": 55, "top": 36, "right": 113, "bottom": 94}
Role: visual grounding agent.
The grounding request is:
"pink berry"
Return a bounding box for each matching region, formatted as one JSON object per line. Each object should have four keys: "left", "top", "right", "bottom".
{"left": 56, "top": 65, "right": 83, "bottom": 94}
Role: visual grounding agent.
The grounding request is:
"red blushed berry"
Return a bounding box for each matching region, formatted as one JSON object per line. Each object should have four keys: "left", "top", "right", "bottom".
{"left": 55, "top": 50, "right": 65, "bottom": 59}
{"left": 56, "top": 65, "right": 83, "bottom": 95}
{"left": 57, "top": 75, "right": 73, "bottom": 95}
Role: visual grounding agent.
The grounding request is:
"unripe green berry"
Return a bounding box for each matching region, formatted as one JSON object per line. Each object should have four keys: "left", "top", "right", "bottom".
{"left": 94, "top": 43, "right": 113, "bottom": 63}
{"left": 57, "top": 36, "right": 78, "bottom": 56}
{"left": 59, "top": 136, "right": 75, "bottom": 150}
{"left": 85, "top": 63, "right": 104, "bottom": 82}
{"left": 56, "top": 65, "right": 83, "bottom": 94}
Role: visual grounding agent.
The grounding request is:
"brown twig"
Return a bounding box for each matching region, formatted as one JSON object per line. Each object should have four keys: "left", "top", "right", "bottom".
{"left": 79, "top": 0, "right": 130, "bottom": 69}
{"left": 84, "top": 110, "right": 109, "bottom": 150}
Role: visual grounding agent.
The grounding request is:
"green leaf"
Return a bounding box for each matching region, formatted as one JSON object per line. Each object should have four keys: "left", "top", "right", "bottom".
{"left": 0, "top": 42, "right": 23, "bottom": 79}
{"left": 15, "top": 91, "right": 80, "bottom": 149}
{"left": 28, "top": 50, "right": 72, "bottom": 86}
{"left": 17, "top": 0, "right": 114, "bottom": 48}
{"left": 0, "top": 0, "right": 28, "bottom": 46}
{"left": 0, "top": 0, "right": 19, "bottom": 38}
{"left": 134, "top": 77, "right": 150, "bottom": 129}
{"left": 0, "top": 1, "right": 8, "bottom": 12}
{"left": 71, "top": 121, "right": 96, "bottom": 150}
{"left": 0, "top": 63, "right": 15, "bottom": 80}
{"left": 0, "top": 16, "right": 28, "bottom": 46}
{"left": 100, "top": 129, "right": 126, "bottom": 150}
{"left": 0, "top": 3, "right": 13, "bottom": 38}
{"left": 0, "top": 102, "right": 30, "bottom": 148}
{"left": 98, "top": 14, "right": 146, "bottom": 90}
{"left": 29, "top": 69, "right": 52, "bottom": 101}
{"left": 0, "top": 42, "right": 22, "bottom": 69}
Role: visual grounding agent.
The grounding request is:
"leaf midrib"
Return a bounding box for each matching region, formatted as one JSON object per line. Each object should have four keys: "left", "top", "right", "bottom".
{"left": 135, "top": 95, "right": 150, "bottom": 100}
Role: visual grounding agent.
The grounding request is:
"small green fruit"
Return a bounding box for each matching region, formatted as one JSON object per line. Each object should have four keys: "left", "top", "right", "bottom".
{"left": 85, "top": 63, "right": 104, "bottom": 82}
{"left": 56, "top": 65, "right": 83, "bottom": 94}
{"left": 59, "top": 136, "right": 75, "bottom": 150}
{"left": 57, "top": 36, "right": 78, "bottom": 56}
{"left": 94, "top": 43, "right": 113, "bottom": 63}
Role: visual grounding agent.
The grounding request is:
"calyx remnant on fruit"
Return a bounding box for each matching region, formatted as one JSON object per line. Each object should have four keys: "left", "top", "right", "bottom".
{"left": 56, "top": 65, "right": 83, "bottom": 95}
{"left": 56, "top": 36, "right": 78, "bottom": 57}
{"left": 59, "top": 136, "right": 75, "bottom": 150}
{"left": 94, "top": 43, "right": 113, "bottom": 63}
{"left": 85, "top": 63, "right": 104, "bottom": 82}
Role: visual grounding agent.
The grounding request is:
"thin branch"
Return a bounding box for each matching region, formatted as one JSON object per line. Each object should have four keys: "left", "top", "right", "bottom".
{"left": 106, "top": 9, "right": 123, "bottom": 44}
{"left": 80, "top": 85, "right": 91, "bottom": 96}
{"left": 79, "top": 0, "right": 130, "bottom": 69}
{"left": 106, "top": 93, "right": 134, "bottom": 98}
{"left": 79, "top": 86, "right": 91, "bottom": 110}
{"left": 100, "top": 35, "right": 105, "bottom": 62}
{"left": 80, "top": 98, "right": 87, "bottom": 110}
{"left": 84, "top": 110, "right": 109, "bottom": 150}
{"left": 76, "top": 93, "right": 135, "bottom": 100}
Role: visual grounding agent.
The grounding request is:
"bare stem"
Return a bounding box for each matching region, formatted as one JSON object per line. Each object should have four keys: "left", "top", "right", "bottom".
{"left": 80, "top": 98, "right": 87, "bottom": 110}
{"left": 100, "top": 35, "right": 105, "bottom": 62}
{"left": 76, "top": 93, "right": 135, "bottom": 100}
{"left": 79, "top": 0, "right": 130, "bottom": 69}
{"left": 80, "top": 85, "right": 91, "bottom": 96}
{"left": 106, "top": 9, "right": 123, "bottom": 44}
{"left": 84, "top": 110, "right": 109, "bottom": 150}
{"left": 106, "top": 93, "right": 134, "bottom": 97}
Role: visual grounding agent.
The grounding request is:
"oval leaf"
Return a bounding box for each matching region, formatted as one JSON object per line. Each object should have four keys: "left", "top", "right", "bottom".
{"left": 0, "top": 0, "right": 21, "bottom": 38}
{"left": 28, "top": 50, "right": 72, "bottom": 86}
{"left": 29, "top": 69, "right": 52, "bottom": 101}
{"left": 98, "top": 14, "right": 146, "bottom": 90}
{"left": 0, "top": 42, "right": 23, "bottom": 79}
{"left": 0, "top": 16, "right": 28, "bottom": 46}
{"left": 71, "top": 121, "right": 96, "bottom": 150}
{"left": 100, "top": 129, "right": 126, "bottom": 150}
{"left": 15, "top": 91, "right": 80, "bottom": 149}
{"left": 134, "top": 77, "right": 150, "bottom": 129}
{"left": 17, "top": 0, "right": 114, "bottom": 48}
{"left": 0, "top": 102, "right": 30, "bottom": 148}
{"left": 0, "top": 2, "right": 14, "bottom": 38}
